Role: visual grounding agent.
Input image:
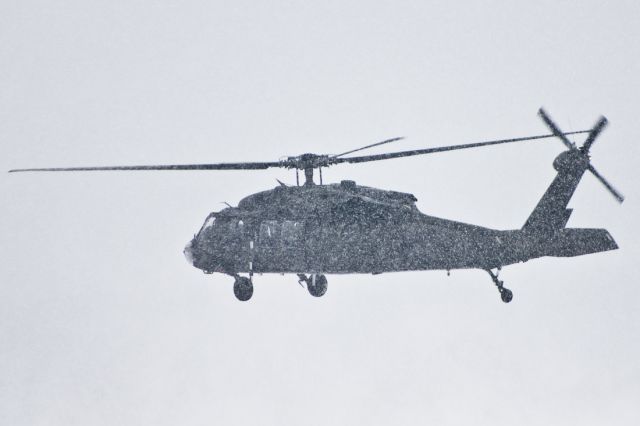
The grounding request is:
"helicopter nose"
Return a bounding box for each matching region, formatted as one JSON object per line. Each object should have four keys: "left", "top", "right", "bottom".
{"left": 184, "top": 240, "right": 195, "bottom": 265}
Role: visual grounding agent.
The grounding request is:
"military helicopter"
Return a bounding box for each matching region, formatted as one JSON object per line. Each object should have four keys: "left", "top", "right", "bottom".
{"left": 10, "top": 109, "right": 623, "bottom": 303}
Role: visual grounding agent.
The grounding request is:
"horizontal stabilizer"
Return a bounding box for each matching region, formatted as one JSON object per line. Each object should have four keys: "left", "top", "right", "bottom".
{"left": 545, "top": 228, "right": 618, "bottom": 258}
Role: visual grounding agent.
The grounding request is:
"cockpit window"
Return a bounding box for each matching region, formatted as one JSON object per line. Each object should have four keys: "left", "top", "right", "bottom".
{"left": 228, "top": 219, "right": 246, "bottom": 232}
{"left": 197, "top": 214, "right": 216, "bottom": 235}
{"left": 204, "top": 217, "right": 215, "bottom": 228}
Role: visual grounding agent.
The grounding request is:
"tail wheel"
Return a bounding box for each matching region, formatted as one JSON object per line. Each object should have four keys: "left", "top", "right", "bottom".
{"left": 307, "top": 274, "right": 328, "bottom": 297}
{"left": 486, "top": 269, "right": 513, "bottom": 304}
{"left": 233, "top": 277, "right": 253, "bottom": 301}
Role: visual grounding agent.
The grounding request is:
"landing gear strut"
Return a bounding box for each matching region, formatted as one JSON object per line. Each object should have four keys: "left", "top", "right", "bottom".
{"left": 233, "top": 275, "right": 253, "bottom": 301}
{"left": 297, "top": 274, "right": 328, "bottom": 297}
{"left": 486, "top": 269, "right": 513, "bottom": 303}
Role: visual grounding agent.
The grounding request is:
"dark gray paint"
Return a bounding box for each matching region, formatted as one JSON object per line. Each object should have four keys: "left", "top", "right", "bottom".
{"left": 183, "top": 111, "right": 619, "bottom": 301}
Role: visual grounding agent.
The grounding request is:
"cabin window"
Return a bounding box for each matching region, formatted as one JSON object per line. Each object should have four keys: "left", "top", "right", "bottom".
{"left": 282, "top": 220, "right": 303, "bottom": 243}
{"left": 259, "top": 221, "right": 280, "bottom": 241}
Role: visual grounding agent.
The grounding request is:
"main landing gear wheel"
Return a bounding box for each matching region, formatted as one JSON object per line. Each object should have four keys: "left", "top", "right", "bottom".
{"left": 297, "top": 274, "right": 328, "bottom": 297}
{"left": 500, "top": 288, "right": 513, "bottom": 303}
{"left": 233, "top": 276, "right": 253, "bottom": 301}
{"left": 308, "top": 274, "right": 328, "bottom": 297}
{"left": 486, "top": 269, "right": 513, "bottom": 304}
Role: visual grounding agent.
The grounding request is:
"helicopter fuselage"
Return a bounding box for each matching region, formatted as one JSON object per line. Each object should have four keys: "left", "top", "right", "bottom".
{"left": 183, "top": 181, "right": 577, "bottom": 276}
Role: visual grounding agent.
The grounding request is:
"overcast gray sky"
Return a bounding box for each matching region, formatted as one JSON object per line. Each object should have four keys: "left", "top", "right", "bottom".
{"left": 1, "top": 1, "right": 639, "bottom": 425}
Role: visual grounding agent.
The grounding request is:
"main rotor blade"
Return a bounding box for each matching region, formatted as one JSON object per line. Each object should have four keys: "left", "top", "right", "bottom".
{"left": 538, "top": 108, "right": 575, "bottom": 149}
{"left": 581, "top": 116, "right": 608, "bottom": 153}
{"left": 331, "top": 137, "right": 405, "bottom": 158}
{"left": 9, "top": 161, "right": 282, "bottom": 173}
{"left": 587, "top": 164, "right": 625, "bottom": 203}
{"left": 331, "top": 131, "right": 590, "bottom": 165}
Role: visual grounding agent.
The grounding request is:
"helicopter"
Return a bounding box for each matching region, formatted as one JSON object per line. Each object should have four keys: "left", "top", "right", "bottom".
{"left": 10, "top": 109, "right": 624, "bottom": 303}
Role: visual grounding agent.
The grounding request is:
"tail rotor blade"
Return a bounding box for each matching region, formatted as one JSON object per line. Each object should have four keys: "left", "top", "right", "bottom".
{"left": 588, "top": 164, "right": 625, "bottom": 203}
{"left": 582, "top": 116, "right": 608, "bottom": 153}
{"left": 538, "top": 108, "right": 575, "bottom": 149}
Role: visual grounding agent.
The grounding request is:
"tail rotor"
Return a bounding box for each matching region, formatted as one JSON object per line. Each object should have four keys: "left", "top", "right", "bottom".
{"left": 538, "top": 108, "right": 624, "bottom": 203}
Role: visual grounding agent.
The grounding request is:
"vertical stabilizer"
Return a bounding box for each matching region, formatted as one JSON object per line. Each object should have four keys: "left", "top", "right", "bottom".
{"left": 522, "top": 109, "right": 623, "bottom": 235}
{"left": 522, "top": 150, "right": 588, "bottom": 234}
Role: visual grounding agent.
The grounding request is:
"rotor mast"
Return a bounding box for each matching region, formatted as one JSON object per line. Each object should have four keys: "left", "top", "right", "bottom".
{"left": 303, "top": 167, "right": 314, "bottom": 186}
{"left": 289, "top": 153, "right": 328, "bottom": 186}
